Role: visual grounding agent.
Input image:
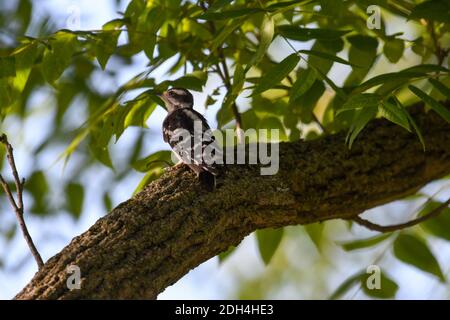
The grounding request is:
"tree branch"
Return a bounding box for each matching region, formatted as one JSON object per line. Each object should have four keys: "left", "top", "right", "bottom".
{"left": 353, "top": 197, "right": 450, "bottom": 233}
{"left": 15, "top": 102, "right": 450, "bottom": 299}
{"left": 0, "top": 134, "right": 44, "bottom": 270}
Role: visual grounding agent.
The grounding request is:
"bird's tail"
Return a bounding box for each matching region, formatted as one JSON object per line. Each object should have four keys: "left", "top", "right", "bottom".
{"left": 198, "top": 170, "right": 215, "bottom": 192}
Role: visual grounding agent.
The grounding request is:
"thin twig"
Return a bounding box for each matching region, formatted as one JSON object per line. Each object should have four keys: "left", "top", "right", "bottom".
{"left": 353, "top": 197, "right": 450, "bottom": 233}
{"left": 0, "top": 134, "right": 44, "bottom": 269}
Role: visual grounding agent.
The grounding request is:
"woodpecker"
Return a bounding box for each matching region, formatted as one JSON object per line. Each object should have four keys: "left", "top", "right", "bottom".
{"left": 160, "top": 88, "right": 219, "bottom": 191}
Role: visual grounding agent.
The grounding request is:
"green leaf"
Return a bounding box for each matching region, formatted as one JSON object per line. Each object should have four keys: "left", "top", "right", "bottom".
{"left": 256, "top": 228, "right": 284, "bottom": 265}
{"left": 221, "top": 64, "right": 245, "bottom": 113}
{"left": 368, "top": 67, "right": 445, "bottom": 96}
{"left": 89, "top": 139, "right": 114, "bottom": 169}
{"left": 160, "top": 71, "right": 208, "bottom": 92}
{"left": 393, "top": 233, "right": 445, "bottom": 281}
{"left": 25, "top": 170, "right": 49, "bottom": 215}
{"left": 337, "top": 93, "right": 381, "bottom": 115}
{"left": 143, "top": 8, "right": 165, "bottom": 60}
{"left": 290, "top": 68, "right": 317, "bottom": 103}
{"left": 208, "top": 0, "right": 234, "bottom": 11}
{"left": 403, "top": 64, "right": 449, "bottom": 74}
{"left": 66, "top": 183, "right": 84, "bottom": 219}
{"left": 248, "top": 15, "right": 274, "bottom": 70}
{"left": 429, "top": 78, "right": 450, "bottom": 100}
{"left": 304, "top": 222, "right": 325, "bottom": 251}
{"left": 355, "top": 72, "right": 424, "bottom": 94}
{"left": 405, "top": 109, "right": 426, "bottom": 151}
{"left": 205, "top": 95, "right": 217, "bottom": 108}
{"left": 41, "top": 31, "right": 78, "bottom": 83}
{"left": 299, "top": 49, "right": 354, "bottom": 66}
{"left": 383, "top": 38, "right": 404, "bottom": 63}
{"left": 345, "top": 35, "right": 378, "bottom": 86}
{"left": 346, "top": 106, "right": 378, "bottom": 148}
{"left": 278, "top": 25, "right": 349, "bottom": 41}
{"left": 379, "top": 99, "right": 411, "bottom": 132}
{"left": 330, "top": 270, "right": 398, "bottom": 299}
{"left": 361, "top": 271, "right": 399, "bottom": 299}
{"left": 95, "top": 31, "right": 121, "bottom": 70}
{"left": 252, "top": 53, "right": 300, "bottom": 95}
{"left": 218, "top": 245, "right": 236, "bottom": 263}
{"left": 387, "top": 96, "right": 425, "bottom": 150}
{"left": 419, "top": 201, "right": 450, "bottom": 241}
{"left": 198, "top": 8, "right": 263, "bottom": 20}
{"left": 210, "top": 18, "right": 245, "bottom": 51}
{"left": 0, "top": 42, "right": 39, "bottom": 112}
{"left": 329, "top": 272, "right": 362, "bottom": 299}
{"left": 409, "top": 85, "right": 450, "bottom": 125}
{"left": 0, "top": 57, "right": 16, "bottom": 78}
{"left": 124, "top": 95, "right": 157, "bottom": 129}
{"left": 339, "top": 233, "right": 393, "bottom": 251}
{"left": 409, "top": 0, "right": 450, "bottom": 23}
{"left": 132, "top": 150, "right": 172, "bottom": 172}
{"left": 103, "top": 192, "right": 113, "bottom": 212}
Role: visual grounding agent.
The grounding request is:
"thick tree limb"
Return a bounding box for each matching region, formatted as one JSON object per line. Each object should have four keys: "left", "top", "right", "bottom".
{"left": 15, "top": 102, "right": 450, "bottom": 299}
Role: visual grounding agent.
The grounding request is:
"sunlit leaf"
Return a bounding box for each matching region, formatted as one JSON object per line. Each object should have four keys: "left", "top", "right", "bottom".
{"left": 95, "top": 31, "right": 121, "bottom": 70}
{"left": 256, "top": 228, "right": 284, "bottom": 265}
{"left": 218, "top": 245, "right": 236, "bottom": 264}
{"left": 429, "top": 79, "right": 450, "bottom": 101}
{"left": 339, "top": 233, "right": 393, "bottom": 251}
{"left": 290, "top": 68, "right": 317, "bottom": 103}
{"left": 41, "top": 31, "right": 78, "bottom": 83}
{"left": 251, "top": 53, "right": 300, "bottom": 95}
{"left": 393, "top": 233, "right": 445, "bottom": 281}
{"left": 210, "top": 18, "right": 245, "bottom": 51}
{"left": 383, "top": 38, "right": 404, "bottom": 63}
{"left": 419, "top": 201, "right": 450, "bottom": 242}
{"left": 249, "top": 15, "right": 274, "bottom": 69}
{"left": 304, "top": 222, "right": 325, "bottom": 251}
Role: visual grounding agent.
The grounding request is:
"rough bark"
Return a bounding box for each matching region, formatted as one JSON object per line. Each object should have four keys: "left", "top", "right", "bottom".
{"left": 15, "top": 102, "right": 450, "bottom": 299}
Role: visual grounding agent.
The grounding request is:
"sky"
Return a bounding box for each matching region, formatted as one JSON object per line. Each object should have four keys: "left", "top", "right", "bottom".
{"left": 1, "top": 0, "right": 450, "bottom": 300}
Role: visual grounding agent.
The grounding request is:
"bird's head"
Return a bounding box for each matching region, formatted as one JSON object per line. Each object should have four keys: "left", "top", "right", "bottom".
{"left": 159, "top": 88, "right": 194, "bottom": 112}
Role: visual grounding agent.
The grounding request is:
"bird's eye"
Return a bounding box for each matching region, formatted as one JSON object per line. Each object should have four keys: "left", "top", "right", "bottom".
{"left": 168, "top": 91, "right": 175, "bottom": 97}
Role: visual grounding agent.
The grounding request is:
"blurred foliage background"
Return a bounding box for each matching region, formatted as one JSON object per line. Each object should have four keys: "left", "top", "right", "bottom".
{"left": 0, "top": 0, "right": 450, "bottom": 299}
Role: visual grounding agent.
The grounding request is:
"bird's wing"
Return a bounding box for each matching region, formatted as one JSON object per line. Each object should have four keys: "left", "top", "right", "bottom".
{"left": 162, "top": 108, "right": 219, "bottom": 174}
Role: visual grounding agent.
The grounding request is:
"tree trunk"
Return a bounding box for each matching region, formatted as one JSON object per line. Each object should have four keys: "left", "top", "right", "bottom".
{"left": 15, "top": 102, "right": 450, "bottom": 299}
